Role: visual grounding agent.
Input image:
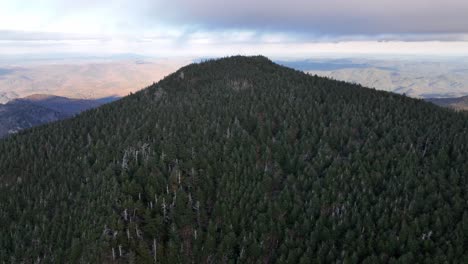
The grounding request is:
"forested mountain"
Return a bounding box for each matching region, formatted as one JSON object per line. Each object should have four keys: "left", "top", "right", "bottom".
{"left": 1, "top": 56, "right": 468, "bottom": 263}
{"left": 0, "top": 95, "right": 118, "bottom": 138}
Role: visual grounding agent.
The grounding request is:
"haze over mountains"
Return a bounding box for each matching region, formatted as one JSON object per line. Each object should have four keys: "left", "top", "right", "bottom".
{"left": 280, "top": 57, "right": 468, "bottom": 99}
{"left": 0, "top": 57, "right": 187, "bottom": 104}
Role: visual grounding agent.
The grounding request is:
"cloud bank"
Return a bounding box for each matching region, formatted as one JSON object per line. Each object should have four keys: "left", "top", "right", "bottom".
{"left": 0, "top": 0, "right": 467, "bottom": 57}
{"left": 150, "top": 0, "right": 468, "bottom": 35}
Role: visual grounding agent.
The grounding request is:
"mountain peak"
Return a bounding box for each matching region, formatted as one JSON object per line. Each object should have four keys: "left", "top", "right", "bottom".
{"left": 1, "top": 55, "right": 468, "bottom": 263}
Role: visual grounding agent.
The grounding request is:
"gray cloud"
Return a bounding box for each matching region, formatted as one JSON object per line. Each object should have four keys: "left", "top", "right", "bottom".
{"left": 147, "top": 0, "right": 468, "bottom": 35}
{"left": 1, "top": 0, "right": 467, "bottom": 57}
{"left": 3, "top": 0, "right": 467, "bottom": 41}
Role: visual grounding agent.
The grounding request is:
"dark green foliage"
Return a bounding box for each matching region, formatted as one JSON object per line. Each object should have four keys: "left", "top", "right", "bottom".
{"left": 1, "top": 56, "right": 468, "bottom": 263}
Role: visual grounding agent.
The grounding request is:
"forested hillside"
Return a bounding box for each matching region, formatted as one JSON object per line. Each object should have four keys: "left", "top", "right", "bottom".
{"left": 1, "top": 56, "right": 468, "bottom": 263}
{"left": 0, "top": 100, "right": 65, "bottom": 137}
{"left": 0, "top": 95, "right": 118, "bottom": 138}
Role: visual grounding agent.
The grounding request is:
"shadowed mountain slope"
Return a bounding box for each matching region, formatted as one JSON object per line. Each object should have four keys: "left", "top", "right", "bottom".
{"left": 0, "top": 95, "right": 119, "bottom": 138}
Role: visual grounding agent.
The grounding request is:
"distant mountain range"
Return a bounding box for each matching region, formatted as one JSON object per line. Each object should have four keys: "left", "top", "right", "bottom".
{"left": 0, "top": 94, "right": 119, "bottom": 137}
{"left": 277, "top": 58, "right": 468, "bottom": 111}
{"left": 0, "top": 58, "right": 187, "bottom": 104}
{"left": 279, "top": 58, "right": 468, "bottom": 99}
{"left": 426, "top": 95, "right": 468, "bottom": 111}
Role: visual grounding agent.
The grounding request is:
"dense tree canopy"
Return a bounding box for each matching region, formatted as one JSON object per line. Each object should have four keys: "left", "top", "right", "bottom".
{"left": 1, "top": 56, "right": 468, "bottom": 263}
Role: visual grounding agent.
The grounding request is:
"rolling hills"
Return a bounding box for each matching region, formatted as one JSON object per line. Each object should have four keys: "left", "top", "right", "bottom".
{"left": 297, "top": 58, "right": 468, "bottom": 99}
{"left": 1, "top": 56, "right": 468, "bottom": 263}
{"left": 0, "top": 59, "right": 186, "bottom": 104}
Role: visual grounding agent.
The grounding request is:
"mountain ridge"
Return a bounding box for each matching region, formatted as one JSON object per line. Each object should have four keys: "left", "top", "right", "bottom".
{"left": 427, "top": 95, "right": 468, "bottom": 110}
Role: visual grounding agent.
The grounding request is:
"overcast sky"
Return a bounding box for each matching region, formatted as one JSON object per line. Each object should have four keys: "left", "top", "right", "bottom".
{"left": 1, "top": 0, "right": 468, "bottom": 57}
